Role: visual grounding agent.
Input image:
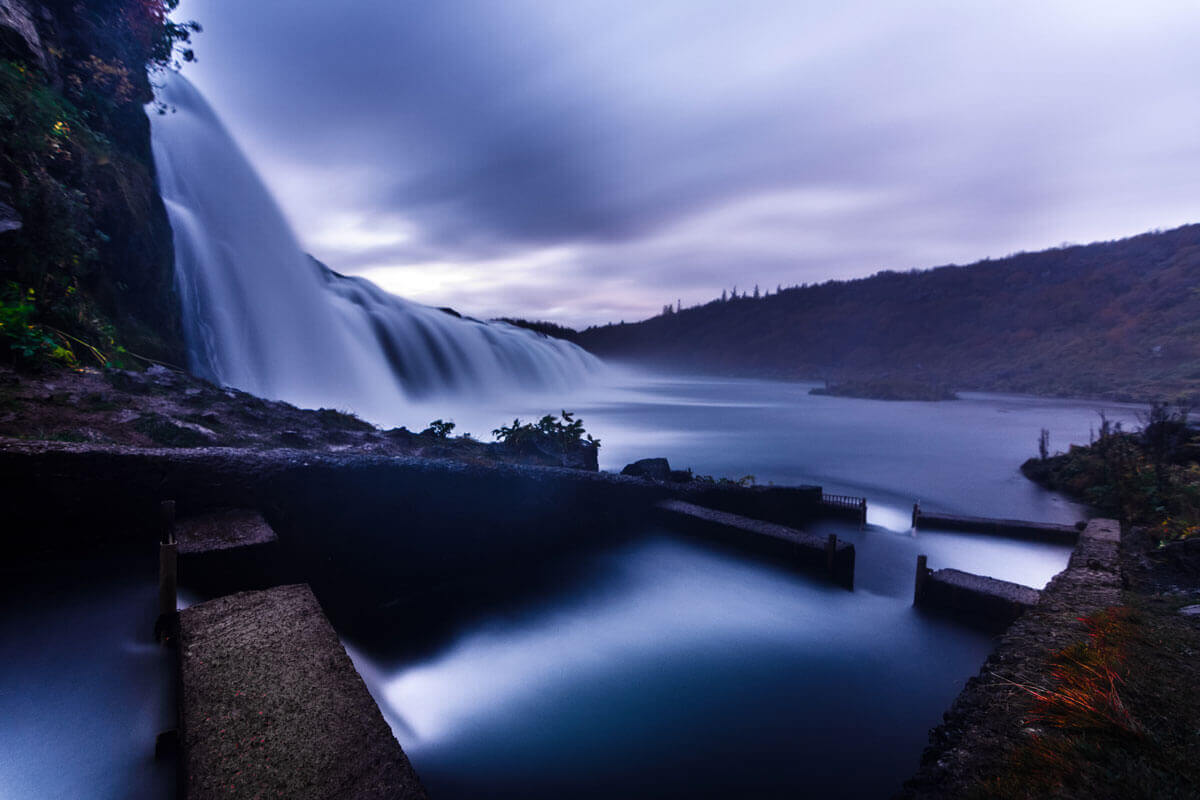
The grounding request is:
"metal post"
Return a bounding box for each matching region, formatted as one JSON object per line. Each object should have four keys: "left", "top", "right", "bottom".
{"left": 914, "top": 554, "right": 928, "bottom": 606}
{"left": 159, "top": 499, "right": 176, "bottom": 545}
{"left": 859, "top": 499, "right": 867, "bottom": 530}
{"left": 912, "top": 501, "right": 920, "bottom": 530}
{"left": 157, "top": 501, "right": 177, "bottom": 641}
{"left": 825, "top": 534, "right": 837, "bottom": 575}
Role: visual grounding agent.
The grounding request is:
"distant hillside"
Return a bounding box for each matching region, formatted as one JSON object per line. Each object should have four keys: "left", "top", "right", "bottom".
{"left": 571, "top": 225, "right": 1200, "bottom": 401}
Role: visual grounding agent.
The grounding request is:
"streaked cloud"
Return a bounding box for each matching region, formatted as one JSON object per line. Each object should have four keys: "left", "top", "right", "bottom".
{"left": 175, "top": 0, "right": 1200, "bottom": 327}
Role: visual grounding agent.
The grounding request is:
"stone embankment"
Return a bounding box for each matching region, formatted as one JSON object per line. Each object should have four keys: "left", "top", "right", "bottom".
{"left": 900, "top": 519, "right": 1121, "bottom": 797}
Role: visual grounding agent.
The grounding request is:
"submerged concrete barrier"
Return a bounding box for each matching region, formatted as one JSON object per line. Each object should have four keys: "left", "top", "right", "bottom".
{"left": 654, "top": 499, "right": 855, "bottom": 585}
{"left": 177, "top": 584, "right": 427, "bottom": 799}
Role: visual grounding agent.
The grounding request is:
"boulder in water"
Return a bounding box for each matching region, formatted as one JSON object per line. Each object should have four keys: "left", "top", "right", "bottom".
{"left": 622, "top": 458, "right": 672, "bottom": 481}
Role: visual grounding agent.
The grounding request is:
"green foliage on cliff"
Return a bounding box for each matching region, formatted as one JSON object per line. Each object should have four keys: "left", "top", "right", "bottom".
{"left": 0, "top": 0, "right": 198, "bottom": 370}
{"left": 0, "top": 284, "right": 75, "bottom": 364}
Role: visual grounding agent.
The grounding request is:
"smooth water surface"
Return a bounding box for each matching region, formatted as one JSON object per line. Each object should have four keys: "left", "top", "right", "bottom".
{"left": 0, "top": 554, "right": 174, "bottom": 800}
{"left": 360, "top": 535, "right": 997, "bottom": 799}
{"left": 415, "top": 375, "right": 1142, "bottom": 524}
{"left": 353, "top": 378, "right": 1139, "bottom": 799}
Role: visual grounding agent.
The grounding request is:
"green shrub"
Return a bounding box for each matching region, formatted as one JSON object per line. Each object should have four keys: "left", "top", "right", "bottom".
{"left": 421, "top": 419, "right": 456, "bottom": 439}
{"left": 1024, "top": 404, "right": 1199, "bottom": 540}
{"left": 492, "top": 411, "right": 600, "bottom": 451}
{"left": 0, "top": 284, "right": 76, "bottom": 366}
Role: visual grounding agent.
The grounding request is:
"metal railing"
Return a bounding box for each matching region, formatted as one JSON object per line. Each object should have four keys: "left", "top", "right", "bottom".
{"left": 821, "top": 493, "right": 866, "bottom": 510}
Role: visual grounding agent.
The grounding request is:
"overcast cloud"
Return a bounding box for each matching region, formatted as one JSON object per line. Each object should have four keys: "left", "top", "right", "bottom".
{"left": 174, "top": 0, "right": 1200, "bottom": 327}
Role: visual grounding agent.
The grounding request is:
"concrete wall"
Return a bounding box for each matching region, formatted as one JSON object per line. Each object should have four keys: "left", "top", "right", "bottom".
{"left": 0, "top": 443, "right": 662, "bottom": 566}
{"left": 0, "top": 442, "right": 827, "bottom": 581}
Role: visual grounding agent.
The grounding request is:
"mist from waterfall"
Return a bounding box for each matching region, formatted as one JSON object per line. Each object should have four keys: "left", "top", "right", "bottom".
{"left": 149, "top": 74, "right": 602, "bottom": 424}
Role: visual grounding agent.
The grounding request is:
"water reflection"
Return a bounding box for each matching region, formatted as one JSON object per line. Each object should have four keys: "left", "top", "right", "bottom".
{"left": 352, "top": 534, "right": 1016, "bottom": 799}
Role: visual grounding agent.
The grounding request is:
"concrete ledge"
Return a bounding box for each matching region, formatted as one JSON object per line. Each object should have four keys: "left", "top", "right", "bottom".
{"left": 176, "top": 509, "right": 282, "bottom": 596}
{"left": 178, "top": 584, "right": 427, "bottom": 799}
{"left": 654, "top": 499, "right": 855, "bottom": 584}
{"left": 176, "top": 509, "right": 277, "bottom": 555}
{"left": 914, "top": 510, "right": 1079, "bottom": 543}
{"left": 917, "top": 566, "right": 1041, "bottom": 627}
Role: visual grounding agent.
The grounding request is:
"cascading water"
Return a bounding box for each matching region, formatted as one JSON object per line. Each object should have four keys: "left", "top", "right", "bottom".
{"left": 149, "top": 73, "right": 601, "bottom": 423}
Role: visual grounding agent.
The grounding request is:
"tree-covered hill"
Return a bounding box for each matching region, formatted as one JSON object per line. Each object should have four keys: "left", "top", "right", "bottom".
{"left": 570, "top": 224, "right": 1200, "bottom": 401}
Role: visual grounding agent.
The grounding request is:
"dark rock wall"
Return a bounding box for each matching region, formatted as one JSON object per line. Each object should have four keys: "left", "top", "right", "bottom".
{"left": 0, "top": 0, "right": 184, "bottom": 365}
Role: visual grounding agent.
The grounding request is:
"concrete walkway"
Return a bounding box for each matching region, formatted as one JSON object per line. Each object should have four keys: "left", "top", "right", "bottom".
{"left": 178, "top": 584, "right": 427, "bottom": 799}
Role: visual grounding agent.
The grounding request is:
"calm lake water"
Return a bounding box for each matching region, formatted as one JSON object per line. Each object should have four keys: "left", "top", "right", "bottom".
{"left": 361, "top": 376, "right": 1141, "bottom": 799}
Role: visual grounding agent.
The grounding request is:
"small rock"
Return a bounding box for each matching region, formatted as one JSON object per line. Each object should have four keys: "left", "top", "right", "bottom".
{"left": 621, "top": 457, "right": 671, "bottom": 481}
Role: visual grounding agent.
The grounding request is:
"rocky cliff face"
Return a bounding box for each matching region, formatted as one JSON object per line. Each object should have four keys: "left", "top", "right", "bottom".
{"left": 0, "top": 0, "right": 186, "bottom": 367}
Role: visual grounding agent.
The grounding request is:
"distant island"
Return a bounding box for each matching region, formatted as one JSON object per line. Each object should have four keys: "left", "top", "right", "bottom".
{"left": 809, "top": 379, "right": 958, "bottom": 402}
{"left": 521, "top": 224, "right": 1200, "bottom": 402}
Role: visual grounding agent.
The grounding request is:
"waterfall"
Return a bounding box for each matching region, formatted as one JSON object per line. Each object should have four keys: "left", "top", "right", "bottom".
{"left": 148, "top": 73, "right": 601, "bottom": 423}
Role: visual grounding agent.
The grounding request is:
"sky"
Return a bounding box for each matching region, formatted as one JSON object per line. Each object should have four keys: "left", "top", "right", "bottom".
{"left": 174, "top": 0, "right": 1200, "bottom": 328}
